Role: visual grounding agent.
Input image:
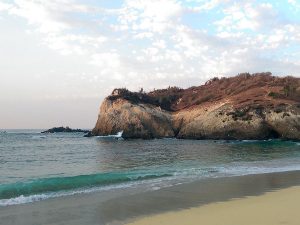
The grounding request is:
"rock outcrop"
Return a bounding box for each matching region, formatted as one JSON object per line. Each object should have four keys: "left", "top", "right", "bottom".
{"left": 91, "top": 73, "right": 300, "bottom": 140}
{"left": 91, "top": 98, "right": 174, "bottom": 139}
{"left": 42, "top": 126, "right": 90, "bottom": 134}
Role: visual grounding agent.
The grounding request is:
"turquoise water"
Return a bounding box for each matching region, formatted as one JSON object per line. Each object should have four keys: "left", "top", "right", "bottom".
{"left": 0, "top": 130, "right": 300, "bottom": 206}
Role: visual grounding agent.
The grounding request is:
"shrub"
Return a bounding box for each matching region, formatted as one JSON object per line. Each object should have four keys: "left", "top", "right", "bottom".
{"left": 268, "top": 92, "right": 280, "bottom": 98}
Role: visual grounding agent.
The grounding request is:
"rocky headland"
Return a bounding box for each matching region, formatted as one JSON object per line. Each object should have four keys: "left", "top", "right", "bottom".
{"left": 91, "top": 73, "right": 300, "bottom": 140}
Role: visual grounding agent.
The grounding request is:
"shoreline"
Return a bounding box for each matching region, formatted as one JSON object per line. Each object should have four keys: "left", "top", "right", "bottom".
{"left": 1, "top": 170, "right": 300, "bottom": 225}
{"left": 127, "top": 185, "right": 300, "bottom": 225}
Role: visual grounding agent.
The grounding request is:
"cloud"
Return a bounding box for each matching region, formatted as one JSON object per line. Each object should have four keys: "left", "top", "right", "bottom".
{"left": 1, "top": 0, "right": 300, "bottom": 93}
{"left": 214, "top": 2, "right": 280, "bottom": 32}
{"left": 188, "top": 0, "right": 228, "bottom": 12}
{"left": 287, "top": 0, "right": 300, "bottom": 10}
{"left": 117, "top": 0, "right": 182, "bottom": 33}
{"left": 0, "top": 2, "right": 12, "bottom": 12}
{"left": 90, "top": 52, "right": 121, "bottom": 68}
{"left": 9, "top": 0, "right": 70, "bottom": 33}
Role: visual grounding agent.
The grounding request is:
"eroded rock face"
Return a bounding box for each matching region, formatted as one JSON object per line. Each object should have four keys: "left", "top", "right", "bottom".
{"left": 174, "top": 104, "right": 271, "bottom": 140}
{"left": 91, "top": 73, "right": 300, "bottom": 140}
{"left": 265, "top": 107, "right": 300, "bottom": 140}
{"left": 92, "top": 99, "right": 300, "bottom": 140}
{"left": 175, "top": 104, "right": 300, "bottom": 140}
{"left": 91, "top": 99, "right": 174, "bottom": 139}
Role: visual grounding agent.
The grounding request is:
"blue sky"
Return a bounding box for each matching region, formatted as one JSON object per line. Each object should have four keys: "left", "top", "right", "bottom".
{"left": 0, "top": 0, "right": 299, "bottom": 128}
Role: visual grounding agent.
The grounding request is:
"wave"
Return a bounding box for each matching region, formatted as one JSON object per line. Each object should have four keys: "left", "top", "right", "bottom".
{"left": 0, "top": 171, "right": 171, "bottom": 201}
{"left": 230, "top": 139, "right": 299, "bottom": 146}
{"left": 31, "top": 135, "right": 47, "bottom": 139}
{"left": 0, "top": 180, "right": 148, "bottom": 207}
{"left": 96, "top": 131, "right": 124, "bottom": 139}
{"left": 1, "top": 163, "right": 300, "bottom": 206}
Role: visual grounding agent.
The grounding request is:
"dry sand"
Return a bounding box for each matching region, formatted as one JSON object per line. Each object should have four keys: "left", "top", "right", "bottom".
{"left": 127, "top": 186, "right": 300, "bottom": 225}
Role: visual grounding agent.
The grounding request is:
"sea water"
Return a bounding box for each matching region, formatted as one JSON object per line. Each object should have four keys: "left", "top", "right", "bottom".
{"left": 0, "top": 129, "right": 300, "bottom": 206}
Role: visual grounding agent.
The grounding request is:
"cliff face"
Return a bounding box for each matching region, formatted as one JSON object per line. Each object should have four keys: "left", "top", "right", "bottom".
{"left": 92, "top": 73, "right": 300, "bottom": 140}
{"left": 92, "top": 98, "right": 174, "bottom": 139}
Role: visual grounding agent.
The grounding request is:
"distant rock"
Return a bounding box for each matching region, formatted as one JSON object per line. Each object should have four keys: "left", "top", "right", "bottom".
{"left": 91, "top": 73, "right": 300, "bottom": 140}
{"left": 83, "top": 131, "right": 93, "bottom": 137}
{"left": 41, "top": 126, "right": 90, "bottom": 134}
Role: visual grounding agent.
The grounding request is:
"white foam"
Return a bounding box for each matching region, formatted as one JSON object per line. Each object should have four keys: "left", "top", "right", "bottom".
{"left": 241, "top": 140, "right": 259, "bottom": 143}
{"left": 219, "top": 162, "right": 300, "bottom": 177}
{"left": 0, "top": 175, "right": 174, "bottom": 207}
{"left": 0, "top": 182, "right": 132, "bottom": 207}
{"left": 31, "top": 136, "right": 47, "bottom": 139}
{"left": 115, "top": 131, "right": 123, "bottom": 138}
{"left": 0, "top": 194, "right": 49, "bottom": 206}
{"left": 96, "top": 131, "right": 124, "bottom": 140}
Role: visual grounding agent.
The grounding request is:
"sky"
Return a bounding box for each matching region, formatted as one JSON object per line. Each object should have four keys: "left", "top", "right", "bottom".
{"left": 0, "top": 0, "right": 300, "bottom": 129}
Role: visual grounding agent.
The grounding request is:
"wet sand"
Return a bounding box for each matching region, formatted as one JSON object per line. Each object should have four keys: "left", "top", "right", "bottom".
{"left": 128, "top": 186, "right": 300, "bottom": 225}
{"left": 1, "top": 171, "right": 300, "bottom": 225}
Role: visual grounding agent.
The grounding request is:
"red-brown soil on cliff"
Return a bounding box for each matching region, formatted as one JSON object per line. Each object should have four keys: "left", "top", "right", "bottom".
{"left": 110, "top": 72, "right": 300, "bottom": 112}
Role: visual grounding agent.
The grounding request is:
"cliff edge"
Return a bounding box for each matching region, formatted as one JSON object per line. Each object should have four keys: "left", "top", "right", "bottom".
{"left": 91, "top": 73, "right": 300, "bottom": 140}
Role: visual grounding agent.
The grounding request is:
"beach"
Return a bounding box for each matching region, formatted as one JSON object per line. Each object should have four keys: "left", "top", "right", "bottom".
{"left": 1, "top": 171, "right": 300, "bottom": 225}
{"left": 128, "top": 186, "right": 300, "bottom": 225}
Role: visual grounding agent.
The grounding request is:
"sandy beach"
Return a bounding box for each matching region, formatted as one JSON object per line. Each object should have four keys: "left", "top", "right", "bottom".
{"left": 128, "top": 185, "right": 300, "bottom": 225}
{"left": 1, "top": 171, "right": 300, "bottom": 225}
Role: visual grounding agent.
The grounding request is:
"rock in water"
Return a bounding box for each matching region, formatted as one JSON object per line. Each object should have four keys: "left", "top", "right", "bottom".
{"left": 42, "top": 126, "right": 90, "bottom": 134}
{"left": 91, "top": 73, "right": 300, "bottom": 140}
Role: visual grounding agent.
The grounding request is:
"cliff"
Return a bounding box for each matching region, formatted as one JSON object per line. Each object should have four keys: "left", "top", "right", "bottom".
{"left": 91, "top": 73, "right": 300, "bottom": 140}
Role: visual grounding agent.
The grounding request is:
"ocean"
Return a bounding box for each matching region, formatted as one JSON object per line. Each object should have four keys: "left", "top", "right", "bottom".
{"left": 0, "top": 129, "right": 300, "bottom": 206}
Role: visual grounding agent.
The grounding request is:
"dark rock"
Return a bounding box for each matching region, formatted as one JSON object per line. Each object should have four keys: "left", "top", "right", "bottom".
{"left": 84, "top": 131, "right": 93, "bottom": 137}
{"left": 41, "top": 126, "right": 90, "bottom": 134}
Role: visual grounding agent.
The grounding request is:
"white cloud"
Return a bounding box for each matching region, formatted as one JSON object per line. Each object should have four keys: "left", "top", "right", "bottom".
{"left": 0, "top": 2, "right": 12, "bottom": 12}
{"left": 190, "top": 0, "right": 228, "bottom": 12}
{"left": 118, "top": 0, "right": 182, "bottom": 33}
{"left": 43, "top": 34, "right": 107, "bottom": 55}
{"left": 9, "top": 0, "right": 70, "bottom": 33}
{"left": 125, "top": 0, "right": 182, "bottom": 22}
{"left": 287, "top": 0, "right": 300, "bottom": 10}
{"left": 1, "top": 0, "right": 300, "bottom": 95}
{"left": 90, "top": 52, "right": 121, "bottom": 69}
{"left": 5, "top": 1, "right": 108, "bottom": 53}
{"left": 153, "top": 40, "right": 166, "bottom": 49}
{"left": 133, "top": 32, "right": 154, "bottom": 39}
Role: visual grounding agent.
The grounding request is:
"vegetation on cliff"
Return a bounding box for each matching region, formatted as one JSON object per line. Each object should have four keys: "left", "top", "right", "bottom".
{"left": 108, "top": 72, "right": 300, "bottom": 112}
